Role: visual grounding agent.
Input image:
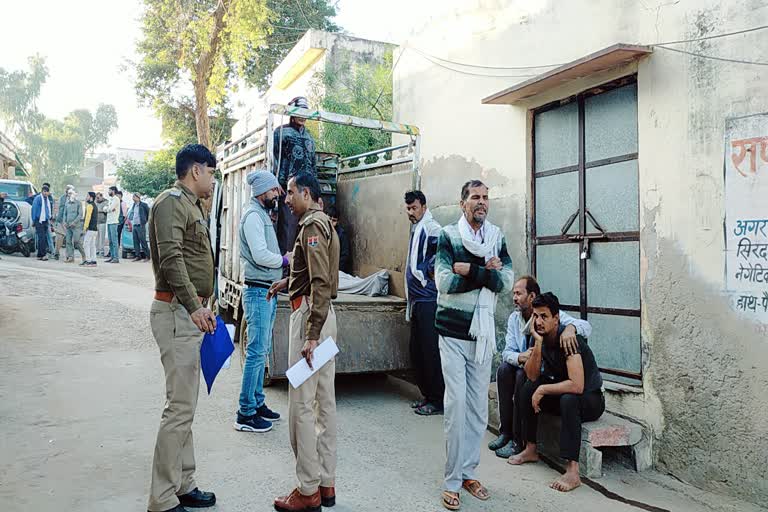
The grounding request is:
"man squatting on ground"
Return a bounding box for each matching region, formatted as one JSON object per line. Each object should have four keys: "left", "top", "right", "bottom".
{"left": 508, "top": 292, "right": 605, "bottom": 492}
{"left": 488, "top": 275, "right": 591, "bottom": 458}
{"left": 434, "top": 179, "right": 515, "bottom": 510}
{"left": 146, "top": 144, "right": 218, "bottom": 512}
{"left": 268, "top": 173, "right": 340, "bottom": 512}
{"left": 404, "top": 190, "right": 445, "bottom": 416}
{"left": 234, "top": 170, "right": 290, "bottom": 434}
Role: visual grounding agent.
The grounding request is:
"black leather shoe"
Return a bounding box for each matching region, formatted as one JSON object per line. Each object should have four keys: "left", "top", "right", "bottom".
{"left": 147, "top": 505, "right": 188, "bottom": 512}
{"left": 178, "top": 488, "right": 216, "bottom": 508}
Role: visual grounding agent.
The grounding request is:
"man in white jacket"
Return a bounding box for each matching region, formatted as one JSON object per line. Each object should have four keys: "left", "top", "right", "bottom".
{"left": 105, "top": 186, "right": 121, "bottom": 263}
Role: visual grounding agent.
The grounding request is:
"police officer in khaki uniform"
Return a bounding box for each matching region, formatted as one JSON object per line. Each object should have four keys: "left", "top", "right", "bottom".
{"left": 146, "top": 144, "right": 218, "bottom": 512}
{"left": 269, "top": 173, "right": 340, "bottom": 512}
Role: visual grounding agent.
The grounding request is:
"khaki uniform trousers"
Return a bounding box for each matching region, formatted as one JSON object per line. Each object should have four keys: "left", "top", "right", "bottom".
{"left": 288, "top": 297, "right": 338, "bottom": 496}
{"left": 147, "top": 299, "right": 204, "bottom": 512}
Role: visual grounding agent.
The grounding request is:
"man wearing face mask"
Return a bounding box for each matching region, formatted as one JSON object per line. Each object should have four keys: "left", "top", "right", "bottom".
{"left": 233, "top": 170, "right": 291, "bottom": 434}
{"left": 61, "top": 188, "right": 86, "bottom": 263}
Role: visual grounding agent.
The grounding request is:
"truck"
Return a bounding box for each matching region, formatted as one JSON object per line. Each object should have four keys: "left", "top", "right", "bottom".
{"left": 213, "top": 103, "right": 422, "bottom": 383}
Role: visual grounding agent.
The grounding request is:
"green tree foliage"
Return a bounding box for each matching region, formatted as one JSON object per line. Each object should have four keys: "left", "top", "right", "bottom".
{"left": 0, "top": 57, "right": 118, "bottom": 190}
{"left": 242, "top": 0, "right": 339, "bottom": 91}
{"left": 116, "top": 149, "right": 177, "bottom": 198}
{"left": 135, "top": 0, "right": 271, "bottom": 149}
{"left": 135, "top": 0, "right": 339, "bottom": 150}
{"left": 310, "top": 49, "right": 393, "bottom": 158}
{"left": 0, "top": 55, "right": 47, "bottom": 137}
{"left": 156, "top": 100, "right": 235, "bottom": 149}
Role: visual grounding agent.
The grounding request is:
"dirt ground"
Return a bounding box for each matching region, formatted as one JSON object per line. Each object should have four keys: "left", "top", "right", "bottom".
{"left": 0, "top": 255, "right": 764, "bottom": 512}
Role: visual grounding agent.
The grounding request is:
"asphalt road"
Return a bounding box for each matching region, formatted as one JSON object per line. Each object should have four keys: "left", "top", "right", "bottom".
{"left": 0, "top": 255, "right": 763, "bottom": 512}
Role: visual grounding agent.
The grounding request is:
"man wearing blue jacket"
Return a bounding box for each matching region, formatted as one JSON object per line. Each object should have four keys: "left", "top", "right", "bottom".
{"left": 404, "top": 190, "right": 444, "bottom": 416}
{"left": 31, "top": 185, "right": 52, "bottom": 260}
{"left": 487, "top": 275, "right": 591, "bottom": 458}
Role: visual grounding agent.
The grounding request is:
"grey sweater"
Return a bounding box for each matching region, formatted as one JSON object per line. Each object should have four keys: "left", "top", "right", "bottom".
{"left": 60, "top": 200, "right": 83, "bottom": 227}
{"left": 239, "top": 198, "right": 283, "bottom": 285}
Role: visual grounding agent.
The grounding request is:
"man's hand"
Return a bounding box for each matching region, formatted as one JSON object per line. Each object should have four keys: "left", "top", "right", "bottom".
{"left": 278, "top": 184, "right": 285, "bottom": 196}
{"left": 560, "top": 324, "right": 579, "bottom": 356}
{"left": 531, "top": 327, "right": 543, "bottom": 347}
{"left": 517, "top": 348, "right": 533, "bottom": 365}
{"left": 452, "top": 262, "right": 471, "bottom": 276}
{"left": 267, "top": 278, "right": 288, "bottom": 300}
{"left": 191, "top": 307, "right": 217, "bottom": 334}
{"left": 485, "top": 256, "right": 502, "bottom": 270}
{"left": 301, "top": 339, "right": 318, "bottom": 369}
{"left": 532, "top": 386, "right": 545, "bottom": 414}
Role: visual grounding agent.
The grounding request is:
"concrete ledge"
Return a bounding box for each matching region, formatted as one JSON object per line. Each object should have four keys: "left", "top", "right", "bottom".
{"left": 487, "top": 382, "right": 649, "bottom": 478}
{"left": 583, "top": 414, "right": 643, "bottom": 447}
{"left": 537, "top": 412, "right": 645, "bottom": 478}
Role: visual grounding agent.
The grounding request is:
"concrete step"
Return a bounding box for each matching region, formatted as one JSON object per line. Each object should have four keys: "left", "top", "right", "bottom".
{"left": 488, "top": 382, "right": 651, "bottom": 479}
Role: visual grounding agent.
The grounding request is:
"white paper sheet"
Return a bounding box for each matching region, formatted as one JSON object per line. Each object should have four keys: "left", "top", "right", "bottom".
{"left": 286, "top": 337, "right": 339, "bottom": 389}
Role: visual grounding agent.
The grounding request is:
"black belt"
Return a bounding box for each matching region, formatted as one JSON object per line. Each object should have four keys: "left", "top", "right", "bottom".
{"left": 245, "top": 280, "right": 272, "bottom": 289}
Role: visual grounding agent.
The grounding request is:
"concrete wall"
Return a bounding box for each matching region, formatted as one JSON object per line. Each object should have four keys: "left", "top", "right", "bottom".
{"left": 337, "top": 166, "right": 414, "bottom": 297}
{"left": 385, "top": 0, "right": 768, "bottom": 504}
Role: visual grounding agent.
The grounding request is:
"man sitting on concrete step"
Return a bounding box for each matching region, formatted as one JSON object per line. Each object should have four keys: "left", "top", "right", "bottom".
{"left": 488, "top": 276, "right": 591, "bottom": 458}
{"left": 508, "top": 292, "right": 604, "bottom": 493}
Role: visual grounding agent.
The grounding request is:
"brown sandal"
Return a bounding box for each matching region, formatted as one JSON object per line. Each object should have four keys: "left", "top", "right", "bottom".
{"left": 442, "top": 490, "right": 460, "bottom": 510}
{"left": 462, "top": 479, "right": 490, "bottom": 501}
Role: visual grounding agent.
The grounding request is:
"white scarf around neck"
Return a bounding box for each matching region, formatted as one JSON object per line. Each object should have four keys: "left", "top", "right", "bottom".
{"left": 409, "top": 209, "right": 435, "bottom": 287}
{"left": 458, "top": 214, "right": 502, "bottom": 363}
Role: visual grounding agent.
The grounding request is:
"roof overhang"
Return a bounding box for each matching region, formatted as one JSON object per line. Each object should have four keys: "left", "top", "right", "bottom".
{"left": 482, "top": 44, "right": 652, "bottom": 105}
{"left": 272, "top": 30, "right": 328, "bottom": 91}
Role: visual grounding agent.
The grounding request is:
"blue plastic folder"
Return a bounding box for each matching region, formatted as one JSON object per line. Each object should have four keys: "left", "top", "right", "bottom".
{"left": 200, "top": 316, "right": 234, "bottom": 394}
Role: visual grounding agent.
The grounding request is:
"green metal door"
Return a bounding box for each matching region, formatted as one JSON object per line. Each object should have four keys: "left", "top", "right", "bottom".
{"left": 532, "top": 77, "right": 641, "bottom": 383}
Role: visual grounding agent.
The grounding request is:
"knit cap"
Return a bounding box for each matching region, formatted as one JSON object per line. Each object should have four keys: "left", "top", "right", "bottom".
{"left": 247, "top": 170, "right": 279, "bottom": 197}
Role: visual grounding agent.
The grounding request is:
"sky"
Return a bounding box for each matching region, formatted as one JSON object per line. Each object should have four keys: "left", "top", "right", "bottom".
{"left": 0, "top": 0, "right": 437, "bottom": 152}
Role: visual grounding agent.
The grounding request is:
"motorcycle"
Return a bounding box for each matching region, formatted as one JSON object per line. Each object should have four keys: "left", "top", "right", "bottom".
{"left": 0, "top": 200, "right": 34, "bottom": 257}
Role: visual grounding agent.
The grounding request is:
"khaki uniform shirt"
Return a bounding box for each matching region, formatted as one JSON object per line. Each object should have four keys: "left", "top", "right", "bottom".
{"left": 148, "top": 181, "right": 214, "bottom": 314}
{"left": 288, "top": 206, "right": 340, "bottom": 341}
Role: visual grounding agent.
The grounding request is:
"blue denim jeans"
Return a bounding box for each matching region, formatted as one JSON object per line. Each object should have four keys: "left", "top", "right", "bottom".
{"left": 108, "top": 223, "right": 119, "bottom": 260}
{"left": 238, "top": 286, "right": 277, "bottom": 416}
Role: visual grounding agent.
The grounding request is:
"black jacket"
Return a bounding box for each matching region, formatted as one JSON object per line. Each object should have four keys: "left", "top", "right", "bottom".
{"left": 128, "top": 201, "right": 150, "bottom": 226}
{"left": 336, "top": 225, "right": 351, "bottom": 274}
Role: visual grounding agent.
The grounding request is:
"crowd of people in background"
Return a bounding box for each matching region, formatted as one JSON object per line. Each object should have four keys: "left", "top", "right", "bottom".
{"left": 28, "top": 182, "right": 152, "bottom": 265}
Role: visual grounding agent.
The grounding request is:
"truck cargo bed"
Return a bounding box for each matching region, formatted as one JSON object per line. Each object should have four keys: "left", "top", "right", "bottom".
{"left": 269, "top": 293, "right": 409, "bottom": 379}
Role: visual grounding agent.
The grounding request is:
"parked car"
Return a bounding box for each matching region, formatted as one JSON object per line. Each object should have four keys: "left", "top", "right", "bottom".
{"left": 121, "top": 197, "right": 153, "bottom": 259}
{"left": 121, "top": 222, "right": 150, "bottom": 259}
{"left": 0, "top": 179, "right": 36, "bottom": 202}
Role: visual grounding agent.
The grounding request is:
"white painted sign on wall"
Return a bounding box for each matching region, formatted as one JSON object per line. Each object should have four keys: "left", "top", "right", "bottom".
{"left": 725, "top": 113, "right": 768, "bottom": 324}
